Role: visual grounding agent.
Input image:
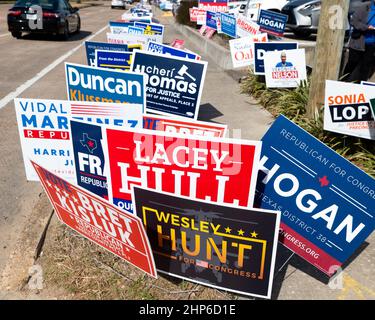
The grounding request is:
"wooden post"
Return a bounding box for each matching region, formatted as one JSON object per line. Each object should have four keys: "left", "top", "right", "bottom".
{"left": 307, "top": 0, "right": 350, "bottom": 119}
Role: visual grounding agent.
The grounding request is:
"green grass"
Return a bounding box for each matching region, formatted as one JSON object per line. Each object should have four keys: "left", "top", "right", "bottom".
{"left": 241, "top": 71, "right": 375, "bottom": 177}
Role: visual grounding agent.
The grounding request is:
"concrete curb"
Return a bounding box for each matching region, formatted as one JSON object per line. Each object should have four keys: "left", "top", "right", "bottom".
{"left": 175, "top": 23, "right": 233, "bottom": 70}
{"left": 175, "top": 23, "right": 316, "bottom": 70}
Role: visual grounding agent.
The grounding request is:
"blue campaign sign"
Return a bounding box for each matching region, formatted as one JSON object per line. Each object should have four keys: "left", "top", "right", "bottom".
{"left": 70, "top": 120, "right": 107, "bottom": 199}
{"left": 206, "top": 11, "right": 217, "bottom": 30}
{"left": 85, "top": 41, "right": 128, "bottom": 67}
{"left": 95, "top": 50, "right": 133, "bottom": 71}
{"left": 65, "top": 63, "right": 146, "bottom": 105}
{"left": 131, "top": 50, "right": 207, "bottom": 119}
{"left": 258, "top": 9, "right": 288, "bottom": 37}
{"left": 109, "top": 21, "right": 134, "bottom": 28}
{"left": 220, "top": 12, "right": 236, "bottom": 38}
{"left": 134, "top": 22, "right": 164, "bottom": 35}
{"left": 254, "top": 42, "right": 298, "bottom": 74}
{"left": 128, "top": 26, "right": 144, "bottom": 35}
{"left": 256, "top": 115, "right": 375, "bottom": 275}
{"left": 147, "top": 41, "right": 198, "bottom": 60}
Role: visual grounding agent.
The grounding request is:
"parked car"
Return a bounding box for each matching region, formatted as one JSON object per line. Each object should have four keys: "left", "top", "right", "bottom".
{"left": 111, "top": 0, "right": 126, "bottom": 9}
{"left": 281, "top": 0, "right": 366, "bottom": 38}
{"left": 228, "top": 1, "right": 248, "bottom": 15}
{"left": 239, "top": 0, "right": 290, "bottom": 21}
{"left": 159, "top": 0, "right": 173, "bottom": 11}
{"left": 8, "top": 0, "right": 80, "bottom": 39}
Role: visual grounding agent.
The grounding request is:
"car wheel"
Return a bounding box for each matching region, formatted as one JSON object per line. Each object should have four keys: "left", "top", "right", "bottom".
{"left": 61, "top": 22, "right": 69, "bottom": 40}
{"left": 293, "top": 29, "right": 312, "bottom": 38}
{"left": 11, "top": 31, "right": 22, "bottom": 39}
{"left": 75, "top": 18, "right": 81, "bottom": 34}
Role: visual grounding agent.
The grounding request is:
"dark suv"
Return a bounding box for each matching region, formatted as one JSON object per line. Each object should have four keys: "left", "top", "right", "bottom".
{"left": 8, "top": 0, "right": 81, "bottom": 39}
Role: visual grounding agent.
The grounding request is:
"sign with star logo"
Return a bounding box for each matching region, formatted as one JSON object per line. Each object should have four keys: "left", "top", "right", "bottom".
{"left": 132, "top": 186, "right": 280, "bottom": 299}
{"left": 256, "top": 115, "right": 375, "bottom": 276}
{"left": 31, "top": 161, "right": 157, "bottom": 278}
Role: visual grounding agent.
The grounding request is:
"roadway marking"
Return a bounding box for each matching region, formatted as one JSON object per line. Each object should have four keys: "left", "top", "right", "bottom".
{"left": 0, "top": 24, "right": 109, "bottom": 110}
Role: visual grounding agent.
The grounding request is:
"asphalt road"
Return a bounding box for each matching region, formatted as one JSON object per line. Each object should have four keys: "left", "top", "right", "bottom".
{"left": 0, "top": 1, "right": 124, "bottom": 277}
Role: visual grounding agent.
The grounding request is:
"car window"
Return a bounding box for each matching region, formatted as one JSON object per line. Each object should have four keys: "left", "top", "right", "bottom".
{"left": 59, "top": 0, "right": 69, "bottom": 11}
{"left": 14, "top": 0, "right": 58, "bottom": 10}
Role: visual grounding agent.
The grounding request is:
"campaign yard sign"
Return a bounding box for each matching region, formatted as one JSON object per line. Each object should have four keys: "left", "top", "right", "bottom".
{"left": 147, "top": 41, "right": 198, "bottom": 60}
{"left": 109, "top": 20, "right": 135, "bottom": 34}
{"left": 131, "top": 50, "right": 207, "bottom": 120}
{"left": 254, "top": 42, "right": 298, "bottom": 75}
{"left": 199, "top": 25, "right": 208, "bottom": 36}
{"left": 360, "top": 81, "right": 375, "bottom": 118}
{"left": 264, "top": 49, "right": 307, "bottom": 88}
{"left": 206, "top": 11, "right": 218, "bottom": 30}
{"left": 128, "top": 26, "right": 144, "bottom": 35}
{"left": 189, "top": 7, "right": 200, "bottom": 22}
{"left": 65, "top": 62, "right": 146, "bottom": 106}
{"left": 143, "top": 114, "right": 227, "bottom": 137}
{"left": 256, "top": 115, "right": 375, "bottom": 276}
{"left": 236, "top": 15, "right": 260, "bottom": 38}
{"left": 258, "top": 9, "right": 288, "bottom": 37}
{"left": 324, "top": 80, "right": 375, "bottom": 140}
{"left": 170, "top": 39, "right": 185, "bottom": 49}
{"left": 69, "top": 101, "right": 142, "bottom": 200}
{"left": 196, "top": 9, "right": 207, "bottom": 25}
{"left": 121, "top": 13, "right": 152, "bottom": 22}
{"left": 95, "top": 50, "right": 133, "bottom": 71}
{"left": 70, "top": 120, "right": 107, "bottom": 200}
{"left": 229, "top": 33, "right": 268, "bottom": 69}
{"left": 14, "top": 98, "right": 74, "bottom": 182}
{"left": 106, "top": 33, "right": 150, "bottom": 47}
{"left": 133, "top": 186, "right": 280, "bottom": 299}
{"left": 85, "top": 41, "right": 129, "bottom": 67}
{"left": 220, "top": 13, "right": 236, "bottom": 38}
{"left": 103, "top": 125, "right": 261, "bottom": 213}
{"left": 134, "top": 22, "right": 164, "bottom": 37}
{"left": 205, "top": 27, "right": 216, "bottom": 39}
{"left": 198, "top": 0, "right": 228, "bottom": 13}
{"left": 14, "top": 98, "right": 143, "bottom": 182}
{"left": 361, "top": 81, "right": 375, "bottom": 86}
{"left": 32, "top": 161, "right": 157, "bottom": 278}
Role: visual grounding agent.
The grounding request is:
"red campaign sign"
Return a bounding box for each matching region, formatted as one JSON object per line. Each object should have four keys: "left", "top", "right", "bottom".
{"left": 170, "top": 39, "right": 185, "bottom": 49}
{"left": 143, "top": 114, "right": 227, "bottom": 138}
{"left": 31, "top": 161, "right": 157, "bottom": 278}
{"left": 189, "top": 8, "right": 199, "bottom": 22}
{"left": 205, "top": 28, "right": 216, "bottom": 39}
{"left": 198, "top": 2, "right": 228, "bottom": 13}
{"left": 279, "top": 223, "right": 340, "bottom": 274}
{"left": 105, "top": 127, "right": 261, "bottom": 213}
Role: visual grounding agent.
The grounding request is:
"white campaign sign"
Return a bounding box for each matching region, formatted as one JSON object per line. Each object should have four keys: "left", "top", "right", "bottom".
{"left": 324, "top": 80, "right": 375, "bottom": 140}
{"left": 106, "top": 32, "right": 161, "bottom": 46}
{"left": 236, "top": 15, "right": 260, "bottom": 38}
{"left": 264, "top": 48, "right": 307, "bottom": 88}
{"left": 14, "top": 98, "right": 143, "bottom": 181}
{"left": 229, "top": 33, "right": 268, "bottom": 68}
{"left": 197, "top": 10, "right": 207, "bottom": 25}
